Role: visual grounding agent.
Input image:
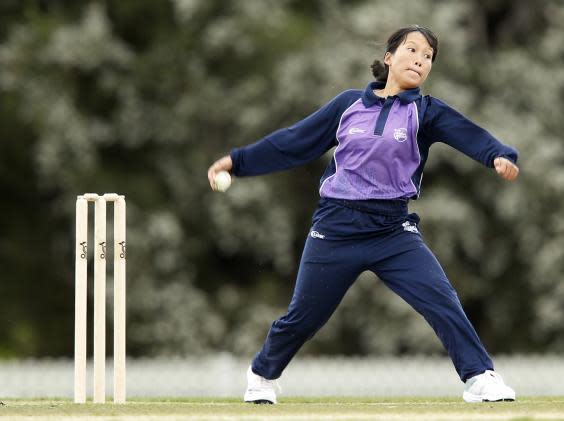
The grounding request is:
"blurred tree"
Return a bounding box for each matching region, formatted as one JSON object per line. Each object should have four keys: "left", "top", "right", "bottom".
{"left": 0, "top": 0, "right": 562, "bottom": 359}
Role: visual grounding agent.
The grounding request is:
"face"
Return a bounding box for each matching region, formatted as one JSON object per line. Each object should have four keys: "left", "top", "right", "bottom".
{"left": 384, "top": 31, "right": 434, "bottom": 89}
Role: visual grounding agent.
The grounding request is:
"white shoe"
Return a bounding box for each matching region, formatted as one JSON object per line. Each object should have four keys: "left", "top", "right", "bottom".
{"left": 243, "top": 366, "right": 280, "bottom": 404}
{"left": 463, "top": 370, "right": 516, "bottom": 402}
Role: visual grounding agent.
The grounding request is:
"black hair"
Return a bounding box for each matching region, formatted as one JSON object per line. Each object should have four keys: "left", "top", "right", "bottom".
{"left": 371, "top": 25, "right": 439, "bottom": 82}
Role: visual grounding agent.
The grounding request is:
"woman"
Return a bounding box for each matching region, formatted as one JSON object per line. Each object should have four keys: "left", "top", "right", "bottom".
{"left": 208, "top": 25, "right": 519, "bottom": 404}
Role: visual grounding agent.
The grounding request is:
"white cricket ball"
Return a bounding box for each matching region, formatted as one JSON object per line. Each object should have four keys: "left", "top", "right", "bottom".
{"left": 214, "top": 170, "right": 232, "bottom": 192}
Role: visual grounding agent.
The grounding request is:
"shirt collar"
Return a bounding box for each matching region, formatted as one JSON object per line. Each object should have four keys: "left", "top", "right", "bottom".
{"left": 361, "top": 81, "right": 421, "bottom": 107}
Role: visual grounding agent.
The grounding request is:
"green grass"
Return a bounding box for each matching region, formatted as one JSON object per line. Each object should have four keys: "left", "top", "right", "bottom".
{"left": 0, "top": 397, "right": 563, "bottom": 420}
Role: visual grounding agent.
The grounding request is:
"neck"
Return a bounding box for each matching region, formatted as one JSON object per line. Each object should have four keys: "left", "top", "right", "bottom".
{"left": 375, "top": 77, "right": 407, "bottom": 98}
{"left": 375, "top": 74, "right": 416, "bottom": 98}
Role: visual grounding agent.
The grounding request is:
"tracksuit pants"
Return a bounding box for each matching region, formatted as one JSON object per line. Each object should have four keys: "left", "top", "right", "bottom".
{"left": 251, "top": 198, "right": 493, "bottom": 382}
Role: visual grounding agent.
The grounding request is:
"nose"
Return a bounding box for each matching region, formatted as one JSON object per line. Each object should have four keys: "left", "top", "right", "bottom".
{"left": 414, "top": 60, "right": 422, "bottom": 67}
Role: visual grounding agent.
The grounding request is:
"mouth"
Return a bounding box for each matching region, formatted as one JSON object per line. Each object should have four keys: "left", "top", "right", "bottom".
{"left": 407, "top": 68, "right": 421, "bottom": 77}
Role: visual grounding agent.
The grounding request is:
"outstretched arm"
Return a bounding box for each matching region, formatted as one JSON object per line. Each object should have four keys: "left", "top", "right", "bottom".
{"left": 206, "top": 91, "right": 360, "bottom": 191}
{"left": 228, "top": 91, "right": 359, "bottom": 177}
{"left": 426, "top": 97, "right": 519, "bottom": 181}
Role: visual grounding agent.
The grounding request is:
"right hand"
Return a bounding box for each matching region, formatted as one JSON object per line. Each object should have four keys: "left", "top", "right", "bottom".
{"left": 493, "top": 157, "right": 519, "bottom": 181}
{"left": 207, "top": 155, "right": 233, "bottom": 191}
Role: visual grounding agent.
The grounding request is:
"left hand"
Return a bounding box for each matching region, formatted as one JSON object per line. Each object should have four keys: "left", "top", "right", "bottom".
{"left": 494, "top": 157, "right": 519, "bottom": 181}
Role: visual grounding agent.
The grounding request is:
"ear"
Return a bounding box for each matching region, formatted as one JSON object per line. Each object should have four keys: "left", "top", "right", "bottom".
{"left": 383, "top": 51, "right": 393, "bottom": 66}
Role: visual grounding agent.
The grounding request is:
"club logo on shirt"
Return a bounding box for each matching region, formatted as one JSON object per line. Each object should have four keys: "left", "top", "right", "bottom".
{"left": 310, "top": 230, "right": 326, "bottom": 239}
{"left": 393, "top": 128, "right": 408, "bottom": 142}
{"left": 348, "top": 127, "right": 366, "bottom": 135}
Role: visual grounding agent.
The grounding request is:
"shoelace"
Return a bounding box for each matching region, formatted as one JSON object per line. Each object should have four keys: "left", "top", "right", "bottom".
{"left": 485, "top": 370, "right": 504, "bottom": 384}
{"left": 248, "top": 371, "right": 283, "bottom": 394}
{"left": 257, "top": 376, "right": 282, "bottom": 393}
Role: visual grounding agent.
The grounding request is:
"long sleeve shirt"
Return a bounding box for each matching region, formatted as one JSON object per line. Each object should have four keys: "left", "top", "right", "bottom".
{"left": 230, "top": 81, "right": 518, "bottom": 200}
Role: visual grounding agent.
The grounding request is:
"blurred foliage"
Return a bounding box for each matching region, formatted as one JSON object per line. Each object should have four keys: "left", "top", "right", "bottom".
{"left": 0, "top": 0, "right": 562, "bottom": 359}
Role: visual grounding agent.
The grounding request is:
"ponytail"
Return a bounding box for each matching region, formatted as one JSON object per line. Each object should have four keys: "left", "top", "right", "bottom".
{"left": 370, "top": 59, "right": 388, "bottom": 82}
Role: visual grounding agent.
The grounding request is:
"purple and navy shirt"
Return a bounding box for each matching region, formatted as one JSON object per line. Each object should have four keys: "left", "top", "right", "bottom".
{"left": 230, "top": 81, "right": 518, "bottom": 200}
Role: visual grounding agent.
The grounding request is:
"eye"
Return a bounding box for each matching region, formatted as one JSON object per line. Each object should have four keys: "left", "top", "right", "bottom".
{"left": 407, "top": 47, "right": 415, "bottom": 52}
{"left": 424, "top": 54, "right": 432, "bottom": 59}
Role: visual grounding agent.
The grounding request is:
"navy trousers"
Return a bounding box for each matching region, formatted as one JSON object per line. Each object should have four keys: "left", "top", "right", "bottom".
{"left": 252, "top": 198, "right": 493, "bottom": 382}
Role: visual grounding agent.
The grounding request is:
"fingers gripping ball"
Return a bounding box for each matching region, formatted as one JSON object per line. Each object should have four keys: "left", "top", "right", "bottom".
{"left": 214, "top": 171, "right": 232, "bottom": 192}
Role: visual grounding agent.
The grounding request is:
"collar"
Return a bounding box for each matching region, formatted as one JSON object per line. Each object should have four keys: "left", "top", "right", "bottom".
{"left": 361, "top": 81, "right": 421, "bottom": 107}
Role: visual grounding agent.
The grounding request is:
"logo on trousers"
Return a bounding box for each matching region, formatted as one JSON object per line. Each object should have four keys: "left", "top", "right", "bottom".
{"left": 310, "top": 230, "right": 326, "bottom": 239}
{"left": 402, "top": 221, "right": 418, "bottom": 233}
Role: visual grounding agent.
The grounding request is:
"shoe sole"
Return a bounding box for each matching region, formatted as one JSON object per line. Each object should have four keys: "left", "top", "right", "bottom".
{"left": 463, "top": 392, "right": 515, "bottom": 403}
{"left": 244, "top": 391, "right": 277, "bottom": 404}
{"left": 245, "top": 399, "right": 274, "bottom": 405}
{"left": 483, "top": 398, "right": 515, "bottom": 402}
